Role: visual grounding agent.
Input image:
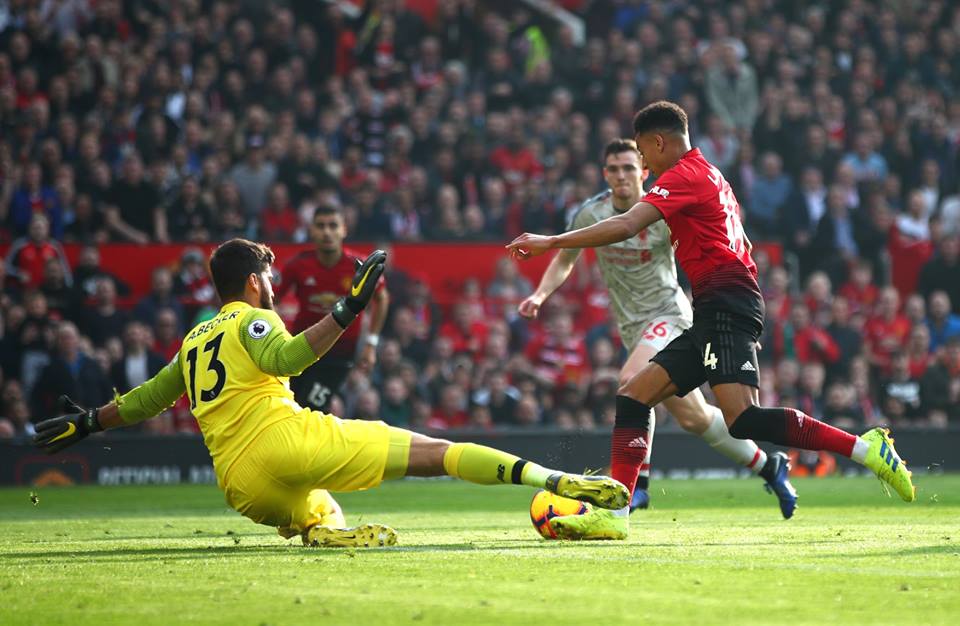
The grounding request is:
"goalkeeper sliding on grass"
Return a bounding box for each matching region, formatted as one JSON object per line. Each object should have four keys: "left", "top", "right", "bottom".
{"left": 34, "top": 239, "right": 629, "bottom": 547}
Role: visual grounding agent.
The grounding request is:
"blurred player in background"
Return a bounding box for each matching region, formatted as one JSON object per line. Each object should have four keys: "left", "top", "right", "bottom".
{"left": 277, "top": 206, "right": 389, "bottom": 411}
{"left": 519, "top": 139, "right": 795, "bottom": 538}
{"left": 509, "top": 101, "right": 915, "bottom": 539}
{"left": 34, "top": 239, "right": 630, "bottom": 547}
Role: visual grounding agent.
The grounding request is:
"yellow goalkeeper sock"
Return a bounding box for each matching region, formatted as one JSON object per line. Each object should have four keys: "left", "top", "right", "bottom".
{"left": 442, "top": 442, "right": 555, "bottom": 487}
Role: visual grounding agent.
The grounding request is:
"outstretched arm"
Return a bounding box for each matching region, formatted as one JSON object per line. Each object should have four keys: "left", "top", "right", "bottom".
{"left": 518, "top": 249, "right": 581, "bottom": 319}
{"left": 34, "top": 359, "right": 187, "bottom": 453}
{"left": 242, "top": 250, "right": 387, "bottom": 377}
{"left": 507, "top": 201, "right": 663, "bottom": 258}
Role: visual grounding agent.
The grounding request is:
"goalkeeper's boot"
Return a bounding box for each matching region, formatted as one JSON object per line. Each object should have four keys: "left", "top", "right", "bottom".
{"left": 861, "top": 427, "right": 916, "bottom": 502}
{"left": 304, "top": 523, "right": 398, "bottom": 548}
{"left": 762, "top": 451, "right": 798, "bottom": 519}
{"left": 551, "top": 508, "right": 628, "bottom": 540}
{"left": 629, "top": 488, "right": 650, "bottom": 512}
{"left": 545, "top": 473, "right": 630, "bottom": 510}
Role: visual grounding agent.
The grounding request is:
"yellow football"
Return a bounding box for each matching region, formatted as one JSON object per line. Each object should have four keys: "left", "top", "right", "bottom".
{"left": 529, "top": 489, "right": 591, "bottom": 539}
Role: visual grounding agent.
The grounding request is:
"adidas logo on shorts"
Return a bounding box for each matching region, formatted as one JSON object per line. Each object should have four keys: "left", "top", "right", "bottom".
{"left": 740, "top": 361, "right": 756, "bottom": 372}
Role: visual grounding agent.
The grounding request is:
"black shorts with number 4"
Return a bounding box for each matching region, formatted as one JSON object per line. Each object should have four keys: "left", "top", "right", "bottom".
{"left": 651, "top": 305, "right": 763, "bottom": 397}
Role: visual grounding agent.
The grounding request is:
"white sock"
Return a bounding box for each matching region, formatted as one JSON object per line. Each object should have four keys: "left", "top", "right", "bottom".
{"left": 700, "top": 407, "right": 767, "bottom": 474}
{"left": 850, "top": 437, "right": 870, "bottom": 464}
{"left": 612, "top": 506, "right": 629, "bottom": 517}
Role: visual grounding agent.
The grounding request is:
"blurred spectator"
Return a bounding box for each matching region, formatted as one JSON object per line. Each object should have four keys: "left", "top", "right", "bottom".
{"left": 472, "top": 368, "right": 521, "bottom": 426}
{"left": 39, "top": 256, "right": 74, "bottom": 318}
{"left": 110, "top": 322, "right": 166, "bottom": 394}
{"left": 705, "top": 42, "right": 758, "bottom": 132}
{"left": 486, "top": 257, "right": 532, "bottom": 301}
{"left": 70, "top": 245, "right": 130, "bottom": 305}
{"left": 524, "top": 310, "right": 588, "bottom": 391}
{"left": 879, "top": 353, "right": 924, "bottom": 424}
{"left": 260, "top": 182, "right": 298, "bottom": 242}
{"left": 152, "top": 307, "right": 182, "bottom": 363}
{"left": 745, "top": 152, "right": 793, "bottom": 237}
{"left": 78, "top": 277, "right": 130, "bottom": 347}
{"left": 841, "top": 133, "right": 887, "bottom": 183}
{"left": 380, "top": 376, "right": 412, "bottom": 427}
{"left": 917, "top": 235, "right": 960, "bottom": 307}
{"left": 439, "top": 301, "right": 488, "bottom": 358}
{"left": 920, "top": 337, "right": 960, "bottom": 427}
{"left": 9, "top": 162, "right": 63, "bottom": 239}
{"left": 173, "top": 248, "right": 217, "bottom": 321}
{"left": 838, "top": 260, "right": 879, "bottom": 316}
{"left": 229, "top": 134, "right": 277, "bottom": 230}
{"left": 864, "top": 287, "right": 912, "bottom": 376}
{"left": 427, "top": 383, "right": 469, "bottom": 429}
{"left": 5, "top": 214, "right": 70, "bottom": 290}
{"left": 825, "top": 296, "right": 862, "bottom": 380}
{"left": 697, "top": 115, "right": 739, "bottom": 176}
{"left": 30, "top": 321, "right": 111, "bottom": 418}
{"left": 813, "top": 186, "right": 859, "bottom": 286}
{"left": 105, "top": 154, "right": 166, "bottom": 244}
{"left": 134, "top": 267, "right": 186, "bottom": 332}
{"left": 167, "top": 177, "right": 214, "bottom": 243}
{"left": 782, "top": 166, "right": 826, "bottom": 278}
{"left": 925, "top": 291, "right": 960, "bottom": 352}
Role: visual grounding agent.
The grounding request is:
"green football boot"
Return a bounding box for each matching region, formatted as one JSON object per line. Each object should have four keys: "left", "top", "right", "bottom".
{"left": 551, "top": 508, "right": 628, "bottom": 540}
{"left": 303, "top": 523, "right": 398, "bottom": 548}
{"left": 861, "top": 427, "right": 916, "bottom": 502}
{"left": 545, "top": 473, "right": 630, "bottom": 510}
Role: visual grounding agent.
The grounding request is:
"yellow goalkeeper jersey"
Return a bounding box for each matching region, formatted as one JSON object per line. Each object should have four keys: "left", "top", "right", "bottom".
{"left": 116, "top": 301, "right": 317, "bottom": 484}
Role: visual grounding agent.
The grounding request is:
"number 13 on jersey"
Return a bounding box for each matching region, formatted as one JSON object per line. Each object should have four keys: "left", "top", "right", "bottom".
{"left": 185, "top": 332, "right": 227, "bottom": 409}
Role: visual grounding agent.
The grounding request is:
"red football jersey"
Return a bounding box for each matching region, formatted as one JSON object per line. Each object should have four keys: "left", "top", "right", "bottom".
{"left": 642, "top": 148, "right": 761, "bottom": 312}
{"left": 277, "top": 248, "right": 384, "bottom": 357}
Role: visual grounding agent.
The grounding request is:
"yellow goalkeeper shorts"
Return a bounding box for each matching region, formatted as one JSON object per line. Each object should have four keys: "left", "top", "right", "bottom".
{"left": 222, "top": 412, "right": 411, "bottom": 530}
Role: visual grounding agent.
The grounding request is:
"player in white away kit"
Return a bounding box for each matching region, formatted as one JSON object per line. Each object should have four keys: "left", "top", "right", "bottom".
{"left": 518, "top": 140, "right": 796, "bottom": 538}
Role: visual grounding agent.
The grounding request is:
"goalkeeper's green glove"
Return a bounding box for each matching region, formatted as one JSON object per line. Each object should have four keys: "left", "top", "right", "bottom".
{"left": 331, "top": 249, "right": 386, "bottom": 329}
{"left": 33, "top": 396, "right": 102, "bottom": 454}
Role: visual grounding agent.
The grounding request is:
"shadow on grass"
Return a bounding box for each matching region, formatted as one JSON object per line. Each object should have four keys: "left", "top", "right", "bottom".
{"left": 1, "top": 536, "right": 861, "bottom": 563}
{"left": 815, "top": 543, "right": 960, "bottom": 558}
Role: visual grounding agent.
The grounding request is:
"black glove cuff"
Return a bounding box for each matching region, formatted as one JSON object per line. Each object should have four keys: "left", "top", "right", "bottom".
{"left": 82, "top": 408, "right": 102, "bottom": 434}
{"left": 331, "top": 298, "right": 357, "bottom": 329}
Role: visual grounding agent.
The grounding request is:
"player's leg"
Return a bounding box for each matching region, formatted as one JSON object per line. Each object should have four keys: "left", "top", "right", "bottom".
{"left": 663, "top": 390, "right": 797, "bottom": 518}
{"left": 621, "top": 326, "right": 777, "bottom": 510}
{"left": 702, "top": 319, "right": 916, "bottom": 502}
{"left": 402, "top": 431, "right": 629, "bottom": 509}
{"left": 548, "top": 331, "right": 708, "bottom": 539}
{"left": 618, "top": 341, "right": 656, "bottom": 509}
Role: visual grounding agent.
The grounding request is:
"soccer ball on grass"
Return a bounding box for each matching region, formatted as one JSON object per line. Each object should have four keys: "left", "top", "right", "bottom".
{"left": 529, "top": 489, "right": 591, "bottom": 539}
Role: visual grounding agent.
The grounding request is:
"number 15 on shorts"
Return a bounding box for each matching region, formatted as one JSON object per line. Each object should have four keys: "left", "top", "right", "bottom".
{"left": 703, "top": 342, "right": 718, "bottom": 370}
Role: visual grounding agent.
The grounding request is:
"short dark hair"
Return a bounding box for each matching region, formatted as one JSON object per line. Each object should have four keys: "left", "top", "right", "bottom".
{"left": 603, "top": 138, "right": 641, "bottom": 162}
{"left": 313, "top": 205, "right": 342, "bottom": 221}
{"left": 632, "top": 100, "right": 689, "bottom": 137}
{"left": 209, "top": 238, "right": 275, "bottom": 301}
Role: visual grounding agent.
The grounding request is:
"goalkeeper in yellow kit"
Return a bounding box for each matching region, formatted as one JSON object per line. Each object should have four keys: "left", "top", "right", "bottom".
{"left": 34, "top": 239, "right": 628, "bottom": 547}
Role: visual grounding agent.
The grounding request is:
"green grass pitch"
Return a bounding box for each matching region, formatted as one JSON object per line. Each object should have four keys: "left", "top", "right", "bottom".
{"left": 2, "top": 476, "right": 959, "bottom": 626}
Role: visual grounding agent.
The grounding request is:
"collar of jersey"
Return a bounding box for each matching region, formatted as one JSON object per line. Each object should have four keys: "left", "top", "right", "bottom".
{"left": 220, "top": 301, "right": 252, "bottom": 313}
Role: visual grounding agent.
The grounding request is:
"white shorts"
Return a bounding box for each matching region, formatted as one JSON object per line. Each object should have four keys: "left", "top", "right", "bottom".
{"left": 624, "top": 315, "right": 691, "bottom": 353}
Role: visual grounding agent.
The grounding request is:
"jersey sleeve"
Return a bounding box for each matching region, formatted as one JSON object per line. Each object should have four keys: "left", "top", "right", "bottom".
{"left": 116, "top": 357, "right": 186, "bottom": 424}
{"left": 643, "top": 169, "right": 699, "bottom": 219}
{"left": 238, "top": 307, "right": 317, "bottom": 377}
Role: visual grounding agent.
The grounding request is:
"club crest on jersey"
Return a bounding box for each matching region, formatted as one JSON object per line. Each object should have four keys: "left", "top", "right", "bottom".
{"left": 649, "top": 185, "right": 669, "bottom": 198}
{"left": 247, "top": 319, "right": 272, "bottom": 339}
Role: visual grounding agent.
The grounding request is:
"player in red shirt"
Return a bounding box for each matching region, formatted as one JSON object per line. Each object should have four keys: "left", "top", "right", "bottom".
{"left": 508, "top": 101, "right": 915, "bottom": 537}
{"left": 276, "top": 206, "right": 389, "bottom": 411}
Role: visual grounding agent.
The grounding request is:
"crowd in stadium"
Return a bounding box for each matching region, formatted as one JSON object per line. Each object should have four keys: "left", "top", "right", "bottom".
{"left": 1, "top": 0, "right": 959, "bottom": 440}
